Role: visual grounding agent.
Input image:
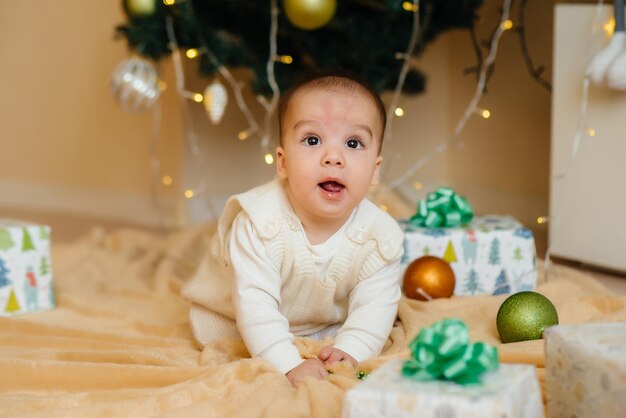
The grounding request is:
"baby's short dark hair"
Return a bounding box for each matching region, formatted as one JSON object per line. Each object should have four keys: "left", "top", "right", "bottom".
{"left": 277, "top": 70, "right": 387, "bottom": 153}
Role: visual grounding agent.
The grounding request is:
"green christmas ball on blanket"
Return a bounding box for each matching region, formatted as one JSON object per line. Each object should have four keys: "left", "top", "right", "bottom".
{"left": 496, "top": 291, "right": 559, "bottom": 343}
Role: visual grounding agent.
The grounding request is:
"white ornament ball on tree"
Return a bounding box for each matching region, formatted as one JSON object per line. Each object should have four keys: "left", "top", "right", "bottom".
{"left": 203, "top": 81, "right": 228, "bottom": 124}
{"left": 283, "top": 0, "right": 336, "bottom": 30}
{"left": 110, "top": 57, "right": 162, "bottom": 112}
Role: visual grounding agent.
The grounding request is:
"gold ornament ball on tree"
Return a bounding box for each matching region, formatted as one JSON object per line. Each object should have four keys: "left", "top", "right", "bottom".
{"left": 283, "top": 0, "right": 337, "bottom": 30}
{"left": 402, "top": 256, "right": 456, "bottom": 301}
{"left": 496, "top": 291, "right": 559, "bottom": 343}
{"left": 126, "top": 0, "right": 156, "bottom": 16}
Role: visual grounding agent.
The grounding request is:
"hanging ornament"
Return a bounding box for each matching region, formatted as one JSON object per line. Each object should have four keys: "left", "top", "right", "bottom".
{"left": 402, "top": 256, "right": 456, "bottom": 301}
{"left": 203, "top": 80, "right": 228, "bottom": 124}
{"left": 110, "top": 57, "right": 162, "bottom": 112}
{"left": 125, "top": 0, "right": 157, "bottom": 16}
{"left": 283, "top": 0, "right": 336, "bottom": 30}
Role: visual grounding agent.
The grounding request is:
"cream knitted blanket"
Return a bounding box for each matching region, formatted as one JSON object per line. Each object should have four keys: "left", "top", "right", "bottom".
{"left": 1, "top": 224, "right": 624, "bottom": 417}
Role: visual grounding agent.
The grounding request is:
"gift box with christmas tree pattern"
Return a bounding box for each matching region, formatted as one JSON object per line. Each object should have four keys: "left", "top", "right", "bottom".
{"left": 343, "top": 358, "right": 543, "bottom": 418}
{"left": 544, "top": 323, "right": 626, "bottom": 418}
{"left": 0, "top": 219, "right": 55, "bottom": 316}
{"left": 400, "top": 215, "right": 537, "bottom": 296}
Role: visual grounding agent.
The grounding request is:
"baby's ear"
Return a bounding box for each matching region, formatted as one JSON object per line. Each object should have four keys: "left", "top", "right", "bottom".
{"left": 370, "top": 156, "right": 383, "bottom": 186}
{"left": 276, "top": 146, "right": 287, "bottom": 179}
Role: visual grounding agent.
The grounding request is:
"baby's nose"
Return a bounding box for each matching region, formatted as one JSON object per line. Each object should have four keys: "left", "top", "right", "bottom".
{"left": 323, "top": 154, "right": 344, "bottom": 166}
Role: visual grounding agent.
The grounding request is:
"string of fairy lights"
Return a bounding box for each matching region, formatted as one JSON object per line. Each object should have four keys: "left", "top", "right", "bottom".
{"left": 386, "top": 0, "right": 515, "bottom": 192}
{"left": 117, "top": 0, "right": 618, "bottom": 251}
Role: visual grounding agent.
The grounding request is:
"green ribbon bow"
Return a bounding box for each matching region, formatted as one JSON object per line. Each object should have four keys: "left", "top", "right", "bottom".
{"left": 409, "top": 187, "right": 474, "bottom": 228}
{"left": 402, "top": 318, "right": 499, "bottom": 385}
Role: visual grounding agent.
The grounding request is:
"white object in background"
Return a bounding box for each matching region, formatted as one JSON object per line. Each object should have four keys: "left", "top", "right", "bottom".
{"left": 550, "top": 5, "right": 626, "bottom": 272}
{"left": 203, "top": 80, "right": 228, "bottom": 124}
{"left": 606, "top": 0, "right": 626, "bottom": 89}
{"left": 606, "top": 44, "right": 626, "bottom": 89}
{"left": 587, "top": 32, "right": 625, "bottom": 85}
{"left": 342, "top": 359, "right": 543, "bottom": 418}
{"left": 544, "top": 323, "right": 626, "bottom": 418}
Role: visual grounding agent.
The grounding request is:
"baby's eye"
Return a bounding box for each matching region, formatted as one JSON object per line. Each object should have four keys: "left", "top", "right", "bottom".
{"left": 305, "top": 136, "right": 320, "bottom": 146}
{"left": 346, "top": 138, "right": 363, "bottom": 149}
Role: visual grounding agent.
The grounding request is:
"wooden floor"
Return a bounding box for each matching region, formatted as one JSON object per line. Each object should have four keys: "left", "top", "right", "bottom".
{"left": 2, "top": 205, "right": 625, "bottom": 295}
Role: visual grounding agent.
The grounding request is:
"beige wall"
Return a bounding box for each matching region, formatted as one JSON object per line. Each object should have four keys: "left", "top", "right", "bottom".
{"left": 0, "top": 0, "right": 556, "bottom": 246}
{"left": 0, "top": 0, "right": 183, "bottom": 226}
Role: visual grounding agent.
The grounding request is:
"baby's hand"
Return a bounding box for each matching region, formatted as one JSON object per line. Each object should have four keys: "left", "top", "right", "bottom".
{"left": 318, "top": 346, "right": 357, "bottom": 366}
{"left": 286, "top": 358, "right": 328, "bottom": 388}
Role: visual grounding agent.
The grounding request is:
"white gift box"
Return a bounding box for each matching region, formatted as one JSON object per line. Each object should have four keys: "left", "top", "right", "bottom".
{"left": 0, "top": 219, "right": 55, "bottom": 315}
{"left": 343, "top": 359, "right": 543, "bottom": 418}
{"left": 544, "top": 322, "right": 626, "bottom": 418}
{"left": 401, "top": 215, "right": 537, "bottom": 296}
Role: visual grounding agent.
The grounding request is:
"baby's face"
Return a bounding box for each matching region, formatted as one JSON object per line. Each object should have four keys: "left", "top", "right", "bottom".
{"left": 276, "top": 87, "right": 383, "bottom": 226}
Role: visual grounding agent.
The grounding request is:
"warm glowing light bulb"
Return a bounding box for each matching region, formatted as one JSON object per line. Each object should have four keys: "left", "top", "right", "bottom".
{"left": 238, "top": 130, "right": 249, "bottom": 141}
{"left": 264, "top": 153, "right": 274, "bottom": 165}
{"left": 587, "top": 128, "right": 596, "bottom": 137}
{"left": 184, "top": 189, "right": 195, "bottom": 199}
{"left": 481, "top": 109, "right": 491, "bottom": 119}
{"left": 402, "top": 1, "right": 418, "bottom": 12}
{"left": 280, "top": 55, "right": 293, "bottom": 64}
{"left": 603, "top": 18, "right": 615, "bottom": 36}
{"left": 537, "top": 216, "right": 548, "bottom": 224}
{"left": 186, "top": 48, "right": 199, "bottom": 59}
{"left": 193, "top": 93, "right": 203, "bottom": 103}
{"left": 394, "top": 107, "right": 404, "bottom": 117}
{"left": 414, "top": 182, "right": 423, "bottom": 190}
{"left": 163, "top": 0, "right": 175, "bottom": 5}
{"left": 161, "top": 175, "right": 173, "bottom": 186}
{"left": 501, "top": 20, "right": 514, "bottom": 30}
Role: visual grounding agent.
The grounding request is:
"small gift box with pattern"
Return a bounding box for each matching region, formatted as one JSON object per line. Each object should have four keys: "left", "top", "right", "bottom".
{"left": 401, "top": 187, "right": 537, "bottom": 296}
{"left": 0, "top": 219, "right": 55, "bottom": 315}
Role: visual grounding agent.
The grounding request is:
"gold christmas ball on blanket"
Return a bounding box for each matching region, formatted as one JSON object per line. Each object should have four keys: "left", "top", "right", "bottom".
{"left": 496, "top": 291, "right": 559, "bottom": 343}
{"left": 402, "top": 256, "right": 456, "bottom": 301}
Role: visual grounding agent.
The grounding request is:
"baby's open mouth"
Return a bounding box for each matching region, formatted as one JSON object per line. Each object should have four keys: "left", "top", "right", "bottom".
{"left": 319, "top": 180, "right": 345, "bottom": 193}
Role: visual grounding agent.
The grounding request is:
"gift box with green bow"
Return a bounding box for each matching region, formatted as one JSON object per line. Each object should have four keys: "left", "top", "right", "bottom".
{"left": 343, "top": 319, "right": 544, "bottom": 418}
{"left": 401, "top": 188, "right": 537, "bottom": 297}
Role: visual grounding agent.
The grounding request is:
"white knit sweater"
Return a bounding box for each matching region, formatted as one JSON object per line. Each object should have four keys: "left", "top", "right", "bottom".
{"left": 182, "top": 179, "right": 405, "bottom": 373}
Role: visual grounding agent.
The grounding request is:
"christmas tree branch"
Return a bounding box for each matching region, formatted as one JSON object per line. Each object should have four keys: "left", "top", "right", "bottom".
{"left": 260, "top": 0, "right": 281, "bottom": 150}
{"left": 455, "top": 0, "right": 513, "bottom": 135}
{"left": 516, "top": 0, "right": 552, "bottom": 92}
{"left": 383, "top": 0, "right": 422, "bottom": 145}
{"left": 182, "top": 1, "right": 261, "bottom": 137}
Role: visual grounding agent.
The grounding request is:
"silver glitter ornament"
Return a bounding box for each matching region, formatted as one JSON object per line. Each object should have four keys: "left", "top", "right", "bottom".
{"left": 110, "top": 57, "right": 161, "bottom": 112}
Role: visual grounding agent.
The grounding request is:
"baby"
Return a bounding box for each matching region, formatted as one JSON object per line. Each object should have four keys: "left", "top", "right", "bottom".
{"left": 182, "top": 72, "right": 404, "bottom": 387}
